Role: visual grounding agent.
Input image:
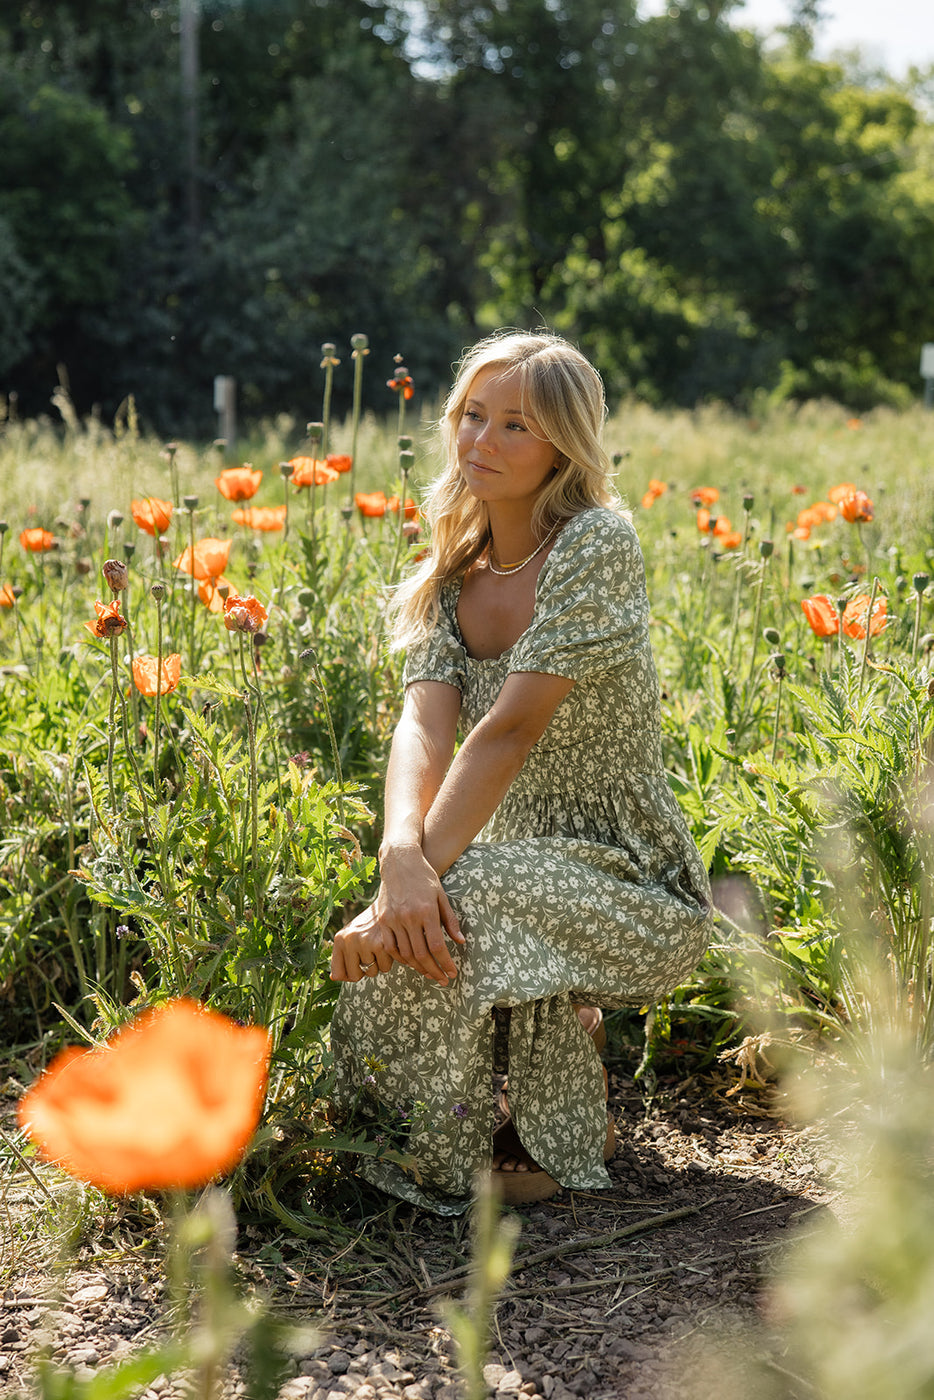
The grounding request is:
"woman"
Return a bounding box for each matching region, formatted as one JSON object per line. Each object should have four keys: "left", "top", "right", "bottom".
{"left": 329, "top": 330, "right": 711, "bottom": 1213}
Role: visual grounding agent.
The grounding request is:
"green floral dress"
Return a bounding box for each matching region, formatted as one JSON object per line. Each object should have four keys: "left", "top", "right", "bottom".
{"left": 331, "top": 507, "right": 711, "bottom": 1214}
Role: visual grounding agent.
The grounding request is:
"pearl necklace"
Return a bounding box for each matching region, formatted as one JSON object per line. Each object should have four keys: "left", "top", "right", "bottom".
{"left": 487, "top": 520, "right": 561, "bottom": 576}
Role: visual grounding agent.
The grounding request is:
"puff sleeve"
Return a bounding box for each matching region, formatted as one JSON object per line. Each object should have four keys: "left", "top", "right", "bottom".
{"left": 402, "top": 585, "right": 468, "bottom": 692}
{"left": 508, "top": 510, "right": 648, "bottom": 682}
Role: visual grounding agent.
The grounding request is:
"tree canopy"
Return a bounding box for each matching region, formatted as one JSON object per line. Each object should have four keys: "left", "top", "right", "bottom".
{"left": 1, "top": 0, "right": 932, "bottom": 430}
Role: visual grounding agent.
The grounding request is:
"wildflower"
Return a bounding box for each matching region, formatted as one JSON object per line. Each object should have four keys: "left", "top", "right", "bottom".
{"left": 451, "top": 1103, "right": 469, "bottom": 1119}
{"left": 232, "top": 505, "right": 287, "bottom": 532}
{"left": 387, "top": 366, "right": 415, "bottom": 400}
{"left": 131, "top": 498, "right": 173, "bottom": 536}
{"left": 132, "top": 654, "right": 182, "bottom": 697}
{"left": 223, "top": 592, "right": 268, "bottom": 634}
{"left": 215, "top": 465, "right": 262, "bottom": 502}
{"left": 356, "top": 491, "right": 388, "bottom": 518}
{"left": 19, "top": 528, "right": 56, "bottom": 552}
{"left": 801, "top": 595, "right": 839, "bottom": 638}
{"left": 364, "top": 1055, "right": 387, "bottom": 1073}
{"left": 102, "top": 558, "right": 129, "bottom": 592}
{"left": 791, "top": 484, "right": 807, "bottom": 496}
{"left": 828, "top": 482, "right": 858, "bottom": 505}
{"left": 839, "top": 491, "right": 874, "bottom": 524}
{"left": 387, "top": 496, "right": 418, "bottom": 520}
{"left": 690, "top": 487, "right": 719, "bottom": 508}
{"left": 640, "top": 479, "right": 667, "bottom": 509}
{"left": 199, "top": 577, "right": 232, "bottom": 613}
{"left": 288, "top": 456, "right": 339, "bottom": 489}
{"left": 697, "top": 510, "right": 734, "bottom": 538}
{"left": 716, "top": 530, "right": 743, "bottom": 550}
{"left": 0, "top": 583, "right": 16, "bottom": 607}
{"left": 84, "top": 600, "right": 128, "bottom": 639}
{"left": 173, "top": 537, "right": 232, "bottom": 581}
{"left": 846, "top": 417, "right": 863, "bottom": 430}
{"left": 842, "top": 595, "right": 887, "bottom": 639}
{"left": 17, "top": 999, "right": 271, "bottom": 1193}
{"left": 326, "top": 454, "right": 353, "bottom": 475}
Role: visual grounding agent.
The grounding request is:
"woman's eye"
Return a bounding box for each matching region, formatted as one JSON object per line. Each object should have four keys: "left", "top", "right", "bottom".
{"left": 506, "top": 421, "right": 526, "bottom": 432}
{"left": 464, "top": 409, "right": 482, "bottom": 422}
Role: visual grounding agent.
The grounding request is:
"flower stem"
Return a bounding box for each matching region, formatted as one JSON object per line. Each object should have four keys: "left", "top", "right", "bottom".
{"left": 301, "top": 646, "right": 345, "bottom": 825}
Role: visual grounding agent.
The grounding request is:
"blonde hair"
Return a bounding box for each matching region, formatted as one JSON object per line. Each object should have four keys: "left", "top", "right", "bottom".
{"left": 389, "top": 329, "right": 621, "bottom": 650}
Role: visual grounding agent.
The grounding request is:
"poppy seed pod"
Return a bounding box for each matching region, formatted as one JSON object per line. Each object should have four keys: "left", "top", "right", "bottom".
{"left": 351, "top": 333, "right": 369, "bottom": 352}
{"left": 398, "top": 435, "right": 413, "bottom": 451}
{"left": 399, "top": 451, "right": 415, "bottom": 473}
{"left": 107, "top": 511, "right": 124, "bottom": 530}
{"left": 150, "top": 582, "right": 166, "bottom": 602}
{"left": 307, "top": 422, "right": 324, "bottom": 444}
{"left": 914, "top": 573, "right": 930, "bottom": 595}
{"left": 759, "top": 540, "right": 774, "bottom": 559}
{"left": 102, "top": 558, "right": 129, "bottom": 592}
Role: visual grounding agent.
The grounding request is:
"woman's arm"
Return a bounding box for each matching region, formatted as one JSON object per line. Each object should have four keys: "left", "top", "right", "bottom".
{"left": 420, "top": 669, "right": 573, "bottom": 876}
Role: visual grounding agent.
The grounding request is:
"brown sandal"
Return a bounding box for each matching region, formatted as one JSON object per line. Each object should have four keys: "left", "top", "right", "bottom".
{"left": 490, "top": 1113, "right": 617, "bottom": 1205}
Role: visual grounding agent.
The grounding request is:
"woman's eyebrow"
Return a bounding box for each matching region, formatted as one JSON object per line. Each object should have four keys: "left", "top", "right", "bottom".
{"left": 466, "top": 397, "right": 528, "bottom": 416}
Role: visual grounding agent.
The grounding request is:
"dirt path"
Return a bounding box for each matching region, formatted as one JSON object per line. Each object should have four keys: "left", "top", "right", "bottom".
{"left": 1, "top": 1051, "right": 834, "bottom": 1399}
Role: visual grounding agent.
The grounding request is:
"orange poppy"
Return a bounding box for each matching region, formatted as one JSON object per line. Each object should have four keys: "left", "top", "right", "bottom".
{"left": 215, "top": 466, "right": 262, "bottom": 502}
{"left": 796, "top": 506, "right": 827, "bottom": 532}
{"left": 232, "top": 505, "right": 287, "bottom": 532}
{"left": 640, "top": 479, "right": 667, "bottom": 509}
{"left": 223, "top": 592, "right": 268, "bottom": 634}
{"left": 387, "top": 372, "right": 415, "bottom": 400}
{"left": 791, "top": 484, "right": 808, "bottom": 495}
{"left": 0, "top": 583, "right": 15, "bottom": 608}
{"left": 356, "top": 491, "right": 388, "bottom": 518}
{"left": 387, "top": 496, "right": 419, "bottom": 521}
{"left": 131, "top": 498, "right": 173, "bottom": 536}
{"left": 288, "top": 457, "right": 339, "bottom": 489}
{"left": 715, "top": 530, "right": 743, "bottom": 550}
{"left": 84, "top": 600, "right": 128, "bottom": 639}
{"left": 19, "top": 528, "right": 56, "bottom": 552}
{"left": 790, "top": 525, "right": 811, "bottom": 541}
{"left": 173, "top": 537, "right": 232, "bottom": 581}
{"left": 839, "top": 491, "right": 874, "bottom": 524}
{"left": 17, "top": 999, "right": 270, "bottom": 1194}
{"left": 812, "top": 501, "right": 838, "bottom": 523}
{"left": 690, "top": 487, "right": 719, "bottom": 508}
{"left": 801, "top": 595, "right": 838, "bottom": 637}
{"left": 697, "top": 510, "right": 733, "bottom": 537}
{"left": 828, "top": 482, "right": 858, "bottom": 505}
{"left": 198, "top": 576, "right": 232, "bottom": 612}
{"left": 842, "top": 595, "right": 887, "bottom": 639}
{"left": 846, "top": 418, "right": 863, "bottom": 430}
{"left": 132, "top": 654, "right": 182, "bottom": 696}
{"left": 326, "top": 454, "right": 353, "bottom": 475}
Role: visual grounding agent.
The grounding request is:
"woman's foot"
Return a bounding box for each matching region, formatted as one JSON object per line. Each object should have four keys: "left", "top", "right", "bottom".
{"left": 489, "top": 1113, "right": 617, "bottom": 1204}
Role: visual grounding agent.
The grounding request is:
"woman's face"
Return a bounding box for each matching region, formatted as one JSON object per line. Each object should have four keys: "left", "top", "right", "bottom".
{"left": 456, "top": 366, "right": 558, "bottom": 511}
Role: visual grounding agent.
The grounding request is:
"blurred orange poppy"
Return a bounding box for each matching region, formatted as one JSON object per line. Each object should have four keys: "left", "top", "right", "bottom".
{"left": 19, "top": 528, "right": 56, "bottom": 552}
{"left": 84, "top": 600, "right": 127, "bottom": 638}
{"left": 716, "top": 530, "right": 743, "bottom": 550}
{"left": 697, "top": 510, "right": 733, "bottom": 537}
{"left": 0, "top": 583, "right": 15, "bottom": 607}
{"left": 131, "top": 498, "right": 173, "bottom": 536}
{"left": 223, "top": 592, "right": 268, "bottom": 633}
{"left": 828, "top": 482, "right": 858, "bottom": 505}
{"left": 17, "top": 999, "right": 271, "bottom": 1194}
{"left": 326, "top": 454, "right": 353, "bottom": 474}
{"left": 232, "top": 505, "right": 287, "bottom": 532}
{"left": 289, "top": 457, "right": 339, "bottom": 488}
{"left": 641, "top": 478, "right": 667, "bottom": 509}
{"left": 387, "top": 496, "right": 419, "bottom": 520}
{"left": 198, "top": 576, "right": 232, "bottom": 612}
{"left": 839, "top": 491, "right": 874, "bottom": 524}
{"left": 356, "top": 491, "right": 388, "bottom": 518}
{"left": 132, "top": 654, "right": 182, "bottom": 696}
{"left": 173, "top": 537, "right": 232, "bottom": 581}
{"left": 387, "top": 371, "right": 414, "bottom": 400}
{"left": 842, "top": 595, "right": 887, "bottom": 639}
{"left": 846, "top": 418, "right": 863, "bottom": 430}
{"left": 215, "top": 466, "right": 262, "bottom": 502}
{"left": 801, "top": 595, "right": 838, "bottom": 637}
{"left": 690, "top": 487, "right": 719, "bottom": 508}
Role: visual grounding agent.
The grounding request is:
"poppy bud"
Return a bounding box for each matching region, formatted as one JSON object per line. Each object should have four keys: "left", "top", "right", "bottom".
{"left": 770, "top": 652, "right": 786, "bottom": 677}
{"left": 307, "top": 422, "right": 324, "bottom": 444}
{"left": 341, "top": 504, "right": 354, "bottom": 521}
{"left": 351, "top": 333, "right": 369, "bottom": 352}
{"left": 0, "top": 520, "right": 7, "bottom": 535}
{"left": 183, "top": 495, "right": 198, "bottom": 511}
{"left": 150, "top": 582, "right": 166, "bottom": 602}
{"left": 102, "top": 558, "right": 129, "bottom": 592}
{"left": 896, "top": 576, "right": 908, "bottom": 595}
{"left": 108, "top": 511, "right": 124, "bottom": 530}
{"left": 279, "top": 460, "right": 294, "bottom": 478}
{"left": 914, "top": 573, "right": 930, "bottom": 595}
{"left": 763, "top": 627, "right": 781, "bottom": 645}
{"left": 759, "top": 539, "right": 774, "bottom": 559}
{"left": 399, "top": 452, "right": 415, "bottom": 476}
{"left": 398, "top": 435, "right": 413, "bottom": 451}
{"left": 743, "top": 492, "right": 754, "bottom": 511}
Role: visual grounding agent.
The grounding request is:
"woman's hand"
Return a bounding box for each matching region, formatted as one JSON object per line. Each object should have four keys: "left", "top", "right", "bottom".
{"left": 375, "top": 843, "right": 466, "bottom": 985}
{"left": 330, "top": 904, "right": 399, "bottom": 982}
